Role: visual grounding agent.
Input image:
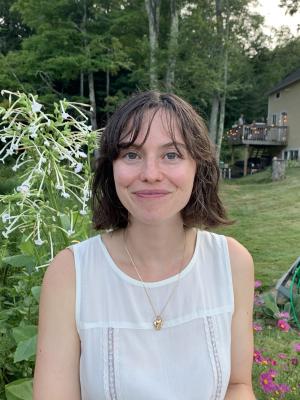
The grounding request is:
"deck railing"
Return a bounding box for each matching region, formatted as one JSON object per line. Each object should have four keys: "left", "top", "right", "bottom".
{"left": 227, "top": 124, "right": 288, "bottom": 145}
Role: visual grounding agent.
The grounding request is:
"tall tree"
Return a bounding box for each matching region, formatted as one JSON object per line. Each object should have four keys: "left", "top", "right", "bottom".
{"left": 165, "top": 0, "right": 179, "bottom": 91}
{"left": 8, "top": 0, "right": 130, "bottom": 127}
{"left": 145, "top": 0, "right": 161, "bottom": 88}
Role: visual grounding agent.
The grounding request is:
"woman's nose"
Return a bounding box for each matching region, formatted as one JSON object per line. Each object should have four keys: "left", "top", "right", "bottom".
{"left": 140, "top": 158, "right": 163, "bottom": 182}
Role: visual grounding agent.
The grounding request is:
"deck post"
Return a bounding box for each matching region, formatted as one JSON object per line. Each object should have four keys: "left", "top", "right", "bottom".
{"left": 231, "top": 145, "right": 234, "bottom": 165}
{"left": 243, "top": 144, "right": 249, "bottom": 176}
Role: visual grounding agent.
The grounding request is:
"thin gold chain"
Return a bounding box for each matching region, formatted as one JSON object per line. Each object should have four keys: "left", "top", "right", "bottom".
{"left": 123, "top": 228, "right": 186, "bottom": 329}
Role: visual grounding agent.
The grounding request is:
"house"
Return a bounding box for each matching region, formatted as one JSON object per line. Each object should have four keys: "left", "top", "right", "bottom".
{"left": 268, "top": 68, "right": 300, "bottom": 161}
{"left": 227, "top": 68, "right": 300, "bottom": 175}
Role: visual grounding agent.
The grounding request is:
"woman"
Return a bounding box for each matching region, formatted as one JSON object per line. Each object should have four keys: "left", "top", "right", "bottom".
{"left": 33, "top": 91, "right": 255, "bottom": 399}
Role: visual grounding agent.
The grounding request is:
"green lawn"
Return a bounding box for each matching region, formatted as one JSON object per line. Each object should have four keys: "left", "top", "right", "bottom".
{"left": 218, "top": 166, "right": 300, "bottom": 288}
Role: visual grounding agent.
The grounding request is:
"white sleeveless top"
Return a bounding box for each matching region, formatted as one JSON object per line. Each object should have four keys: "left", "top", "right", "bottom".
{"left": 71, "top": 230, "right": 234, "bottom": 400}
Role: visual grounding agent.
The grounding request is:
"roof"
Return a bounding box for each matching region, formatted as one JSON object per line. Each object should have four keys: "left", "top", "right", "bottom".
{"left": 268, "top": 68, "right": 300, "bottom": 95}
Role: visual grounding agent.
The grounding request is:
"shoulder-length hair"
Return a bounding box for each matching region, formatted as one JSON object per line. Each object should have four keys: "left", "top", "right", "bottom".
{"left": 91, "top": 90, "right": 230, "bottom": 230}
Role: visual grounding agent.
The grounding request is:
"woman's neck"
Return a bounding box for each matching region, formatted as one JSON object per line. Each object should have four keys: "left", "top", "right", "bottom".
{"left": 122, "top": 219, "right": 195, "bottom": 279}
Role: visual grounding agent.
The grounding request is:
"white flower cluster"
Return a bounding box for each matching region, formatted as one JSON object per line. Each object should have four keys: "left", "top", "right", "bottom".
{"left": 0, "top": 90, "right": 97, "bottom": 253}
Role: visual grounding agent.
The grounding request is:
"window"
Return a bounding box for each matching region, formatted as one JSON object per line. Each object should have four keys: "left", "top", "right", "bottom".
{"left": 272, "top": 114, "right": 277, "bottom": 125}
{"left": 290, "top": 150, "right": 299, "bottom": 160}
{"left": 284, "top": 151, "right": 288, "bottom": 160}
{"left": 276, "top": 92, "right": 280, "bottom": 98}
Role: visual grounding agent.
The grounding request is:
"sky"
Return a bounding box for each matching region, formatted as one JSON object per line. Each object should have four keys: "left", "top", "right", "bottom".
{"left": 254, "top": 0, "right": 300, "bottom": 37}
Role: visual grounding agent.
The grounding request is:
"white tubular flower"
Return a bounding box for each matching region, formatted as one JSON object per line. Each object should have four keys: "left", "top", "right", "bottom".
{"left": 29, "top": 125, "right": 38, "bottom": 136}
{"left": 61, "top": 191, "right": 70, "bottom": 198}
{"left": 79, "top": 208, "right": 87, "bottom": 215}
{"left": 1, "top": 213, "right": 10, "bottom": 223}
{"left": 78, "top": 151, "right": 87, "bottom": 158}
{"left": 62, "top": 111, "right": 70, "bottom": 119}
{"left": 74, "top": 163, "right": 83, "bottom": 173}
{"left": 83, "top": 188, "right": 90, "bottom": 202}
{"left": 17, "top": 182, "right": 30, "bottom": 195}
{"left": 67, "top": 229, "right": 75, "bottom": 236}
{"left": 31, "top": 99, "right": 43, "bottom": 113}
{"left": 34, "top": 238, "right": 44, "bottom": 246}
{"left": 44, "top": 140, "right": 50, "bottom": 147}
{"left": 2, "top": 231, "right": 9, "bottom": 238}
{"left": 34, "top": 214, "right": 44, "bottom": 246}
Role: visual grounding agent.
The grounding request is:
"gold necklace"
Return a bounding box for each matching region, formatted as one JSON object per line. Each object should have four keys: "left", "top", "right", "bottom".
{"left": 123, "top": 229, "right": 186, "bottom": 331}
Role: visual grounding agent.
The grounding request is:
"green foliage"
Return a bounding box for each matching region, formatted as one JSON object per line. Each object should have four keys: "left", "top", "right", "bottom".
{"left": 5, "top": 378, "right": 32, "bottom": 400}
{"left": 0, "top": 91, "right": 98, "bottom": 398}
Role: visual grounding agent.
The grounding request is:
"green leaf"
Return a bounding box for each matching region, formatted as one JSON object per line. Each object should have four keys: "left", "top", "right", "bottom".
{"left": 14, "top": 335, "right": 37, "bottom": 362}
{"left": 12, "top": 326, "right": 37, "bottom": 344}
{"left": 19, "top": 240, "right": 36, "bottom": 257}
{"left": 262, "top": 292, "right": 280, "bottom": 316}
{"left": 31, "top": 286, "right": 41, "bottom": 303}
{"left": 5, "top": 378, "right": 33, "bottom": 400}
{"left": 2, "top": 255, "right": 35, "bottom": 268}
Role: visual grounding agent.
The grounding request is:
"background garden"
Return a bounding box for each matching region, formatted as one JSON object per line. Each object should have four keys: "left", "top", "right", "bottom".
{"left": 1, "top": 0, "right": 300, "bottom": 399}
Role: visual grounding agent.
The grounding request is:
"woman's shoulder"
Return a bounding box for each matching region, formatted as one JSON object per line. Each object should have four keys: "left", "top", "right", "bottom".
{"left": 225, "top": 236, "right": 254, "bottom": 293}
{"left": 42, "top": 249, "right": 76, "bottom": 300}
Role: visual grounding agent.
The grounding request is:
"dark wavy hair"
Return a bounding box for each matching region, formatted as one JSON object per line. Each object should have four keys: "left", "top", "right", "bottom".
{"left": 91, "top": 90, "right": 230, "bottom": 230}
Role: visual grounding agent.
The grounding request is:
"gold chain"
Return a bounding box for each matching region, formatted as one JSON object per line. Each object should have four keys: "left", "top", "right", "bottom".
{"left": 123, "top": 229, "right": 186, "bottom": 330}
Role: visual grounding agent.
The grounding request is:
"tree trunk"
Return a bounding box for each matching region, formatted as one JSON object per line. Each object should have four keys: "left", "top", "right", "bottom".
{"left": 215, "top": 4, "right": 230, "bottom": 163}
{"left": 80, "top": 71, "right": 84, "bottom": 97}
{"left": 216, "top": 93, "right": 226, "bottom": 162}
{"left": 209, "top": 95, "right": 219, "bottom": 144}
{"left": 88, "top": 72, "right": 97, "bottom": 130}
{"left": 145, "top": 0, "right": 160, "bottom": 89}
{"left": 165, "top": 0, "right": 179, "bottom": 91}
{"left": 106, "top": 69, "right": 110, "bottom": 121}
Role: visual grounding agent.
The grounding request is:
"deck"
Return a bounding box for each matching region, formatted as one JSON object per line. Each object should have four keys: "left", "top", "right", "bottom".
{"left": 227, "top": 124, "right": 288, "bottom": 146}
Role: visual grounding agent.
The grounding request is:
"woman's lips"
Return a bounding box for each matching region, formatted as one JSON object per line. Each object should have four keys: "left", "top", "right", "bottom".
{"left": 133, "top": 190, "right": 171, "bottom": 198}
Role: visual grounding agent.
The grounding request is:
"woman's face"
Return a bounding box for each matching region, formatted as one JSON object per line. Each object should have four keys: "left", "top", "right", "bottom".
{"left": 113, "top": 110, "right": 197, "bottom": 226}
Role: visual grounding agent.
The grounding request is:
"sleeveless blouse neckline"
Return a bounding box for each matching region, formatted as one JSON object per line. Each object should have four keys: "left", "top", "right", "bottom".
{"left": 97, "top": 230, "right": 201, "bottom": 288}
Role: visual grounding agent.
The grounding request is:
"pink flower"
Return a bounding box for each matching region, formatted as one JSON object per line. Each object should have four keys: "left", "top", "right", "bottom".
{"left": 291, "top": 357, "right": 298, "bottom": 366}
{"left": 294, "top": 343, "right": 300, "bottom": 352}
{"left": 259, "top": 369, "right": 278, "bottom": 393}
{"left": 277, "top": 319, "right": 291, "bottom": 332}
{"left": 254, "top": 280, "right": 262, "bottom": 289}
{"left": 253, "top": 349, "right": 264, "bottom": 363}
{"left": 277, "top": 353, "right": 288, "bottom": 359}
{"left": 277, "top": 383, "right": 291, "bottom": 394}
{"left": 276, "top": 311, "right": 290, "bottom": 320}
{"left": 253, "top": 323, "right": 263, "bottom": 332}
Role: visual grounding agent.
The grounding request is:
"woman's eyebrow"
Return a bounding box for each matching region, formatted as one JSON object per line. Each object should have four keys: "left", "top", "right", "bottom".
{"left": 161, "top": 142, "right": 187, "bottom": 149}
{"left": 118, "top": 141, "right": 187, "bottom": 149}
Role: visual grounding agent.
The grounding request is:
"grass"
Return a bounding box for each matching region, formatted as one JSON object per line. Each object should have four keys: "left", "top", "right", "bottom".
{"left": 218, "top": 166, "right": 300, "bottom": 288}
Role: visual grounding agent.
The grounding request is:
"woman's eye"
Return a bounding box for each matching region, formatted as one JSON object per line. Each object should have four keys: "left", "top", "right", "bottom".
{"left": 165, "top": 152, "right": 180, "bottom": 160}
{"left": 124, "top": 152, "right": 139, "bottom": 160}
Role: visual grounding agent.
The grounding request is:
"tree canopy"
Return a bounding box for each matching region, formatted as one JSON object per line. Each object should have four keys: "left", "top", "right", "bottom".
{"left": 1, "top": 0, "right": 299, "bottom": 150}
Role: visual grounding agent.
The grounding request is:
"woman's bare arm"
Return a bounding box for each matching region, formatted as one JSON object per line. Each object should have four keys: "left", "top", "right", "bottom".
{"left": 225, "top": 237, "right": 256, "bottom": 400}
{"left": 33, "top": 249, "right": 81, "bottom": 400}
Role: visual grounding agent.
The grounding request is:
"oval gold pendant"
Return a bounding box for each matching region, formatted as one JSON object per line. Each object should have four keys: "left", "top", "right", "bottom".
{"left": 153, "top": 316, "right": 163, "bottom": 330}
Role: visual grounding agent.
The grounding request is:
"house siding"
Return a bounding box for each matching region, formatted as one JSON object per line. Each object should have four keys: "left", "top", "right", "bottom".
{"left": 268, "top": 80, "right": 300, "bottom": 158}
